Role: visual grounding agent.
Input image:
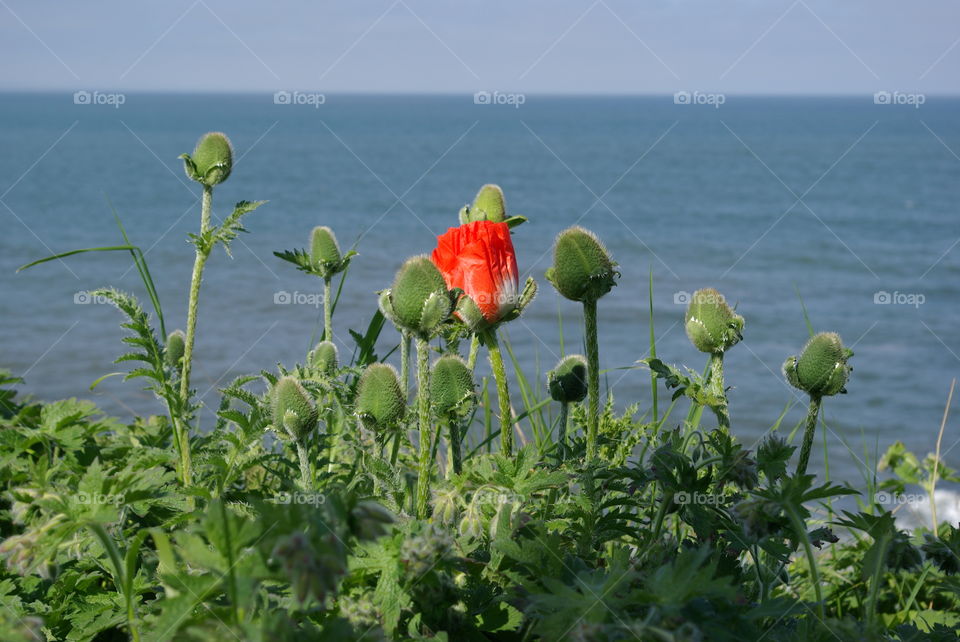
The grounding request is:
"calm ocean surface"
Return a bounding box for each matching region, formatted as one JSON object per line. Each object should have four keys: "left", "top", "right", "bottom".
{"left": 1, "top": 93, "right": 958, "bottom": 485}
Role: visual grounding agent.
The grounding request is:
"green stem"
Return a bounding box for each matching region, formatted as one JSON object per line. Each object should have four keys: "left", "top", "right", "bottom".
{"left": 296, "top": 440, "right": 311, "bottom": 491}
{"left": 583, "top": 299, "right": 600, "bottom": 461}
{"left": 467, "top": 334, "right": 481, "bottom": 371}
{"left": 784, "top": 502, "right": 825, "bottom": 621}
{"left": 648, "top": 268, "right": 658, "bottom": 425}
{"left": 557, "top": 402, "right": 569, "bottom": 460}
{"left": 400, "top": 332, "right": 411, "bottom": 399}
{"left": 415, "top": 337, "right": 432, "bottom": 518}
{"left": 390, "top": 428, "right": 402, "bottom": 466}
{"left": 708, "top": 352, "right": 730, "bottom": 429}
{"left": 176, "top": 184, "right": 213, "bottom": 487}
{"left": 448, "top": 420, "right": 462, "bottom": 475}
{"left": 795, "top": 395, "right": 822, "bottom": 477}
{"left": 323, "top": 276, "right": 332, "bottom": 341}
{"left": 483, "top": 330, "right": 513, "bottom": 455}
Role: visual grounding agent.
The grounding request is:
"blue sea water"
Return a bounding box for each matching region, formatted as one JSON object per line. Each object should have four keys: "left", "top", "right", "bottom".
{"left": 0, "top": 93, "right": 957, "bottom": 485}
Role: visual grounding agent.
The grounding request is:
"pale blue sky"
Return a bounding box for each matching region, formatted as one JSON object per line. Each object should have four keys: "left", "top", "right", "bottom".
{"left": 1, "top": 0, "right": 958, "bottom": 94}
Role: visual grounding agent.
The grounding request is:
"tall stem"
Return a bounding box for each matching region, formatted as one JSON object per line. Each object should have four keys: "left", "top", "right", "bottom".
{"left": 296, "top": 440, "right": 311, "bottom": 491}
{"left": 176, "top": 183, "right": 213, "bottom": 487}
{"left": 400, "top": 332, "right": 411, "bottom": 399}
{"left": 583, "top": 299, "right": 600, "bottom": 461}
{"left": 415, "top": 336, "right": 432, "bottom": 518}
{"left": 795, "top": 395, "right": 822, "bottom": 477}
{"left": 483, "top": 330, "right": 513, "bottom": 455}
{"left": 448, "top": 420, "right": 462, "bottom": 475}
{"left": 557, "top": 402, "right": 569, "bottom": 460}
{"left": 323, "top": 276, "right": 332, "bottom": 341}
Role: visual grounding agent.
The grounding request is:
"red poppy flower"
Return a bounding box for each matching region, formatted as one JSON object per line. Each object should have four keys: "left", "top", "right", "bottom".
{"left": 431, "top": 220, "right": 519, "bottom": 324}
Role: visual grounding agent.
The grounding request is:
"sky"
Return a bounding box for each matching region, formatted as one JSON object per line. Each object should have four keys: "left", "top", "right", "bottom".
{"left": 1, "top": 0, "right": 958, "bottom": 94}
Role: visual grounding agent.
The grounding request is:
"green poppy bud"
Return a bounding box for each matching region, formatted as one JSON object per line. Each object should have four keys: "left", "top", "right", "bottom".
{"left": 547, "top": 354, "right": 588, "bottom": 403}
{"left": 430, "top": 354, "right": 475, "bottom": 418}
{"left": 181, "top": 132, "right": 233, "bottom": 186}
{"left": 270, "top": 376, "right": 318, "bottom": 440}
{"left": 164, "top": 329, "right": 185, "bottom": 368}
{"left": 460, "top": 183, "right": 507, "bottom": 224}
{"left": 355, "top": 363, "right": 405, "bottom": 431}
{"left": 684, "top": 288, "right": 744, "bottom": 354}
{"left": 545, "top": 226, "right": 618, "bottom": 303}
{"left": 308, "top": 340, "right": 338, "bottom": 376}
{"left": 309, "top": 226, "right": 342, "bottom": 277}
{"left": 783, "top": 332, "right": 853, "bottom": 397}
{"left": 383, "top": 256, "right": 451, "bottom": 336}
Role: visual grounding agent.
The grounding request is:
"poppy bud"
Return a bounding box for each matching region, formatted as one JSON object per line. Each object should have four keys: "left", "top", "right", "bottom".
{"left": 355, "top": 363, "right": 405, "bottom": 431}
{"left": 181, "top": 132, "right": 233, "bottom": 186}
{"left": 684, "top": 288, "right": 744, "bottom": 354}
{"left": 545, "top": 226, "right": 617, "bottom": 303}
{"left": 381, "top": 256, "right": 451, "bottom": 336}
{"left": 309, "top": 226, "right": 343, "bottom": 277}
{"left": 430, "top": 354, "right": 475, "bottom": 418}
{"left": 783, "top": 332, "right": 853, "bottom": 397}
{"left": 460, "top": 183, "right": 507, "bottom": 224}
{"left": 547, "top": 354, "right": 588, "bottom": 403}
{"left": 308, "top": 340, "right": 338, "bottom": 376}
{"left": 270, "top": 376, "right": 318, "bottom": 440}
{"left": 164, "top": 329, "right": 185, "bottom": 368}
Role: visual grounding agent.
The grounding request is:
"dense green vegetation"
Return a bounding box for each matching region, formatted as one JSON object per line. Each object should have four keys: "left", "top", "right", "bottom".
{"left": 2, "top": 134, "right": 958, "bottom": 641}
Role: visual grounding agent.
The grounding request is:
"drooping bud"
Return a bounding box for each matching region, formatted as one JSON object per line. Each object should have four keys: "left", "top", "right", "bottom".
{"left": 270, "top": 376, "right": 318, "bottom": 440}
{"left": 355, "top": 363, "right": 405, "bottom": 431}
{"left": 309, "top": 226, "right": 343, "bottom": 277}
{"left": 545, "top": 226, "right": 618, "bottom": 303}
{"left": 684, "top": 288, "right": 744, "bottom": 354}
{"left": 783, "top": 332, "right": 853, "bottom": 397}
{"left": 430, "top": 355, "right": 475, "bottom": 418}
{"left": 379, "top": 256, "right": 452, "bottom": 337}
{"left": 164, "top": 329, "right": 185, "bottom": 368}
{"left": 181, "top": 132, "right": 233, "bottom": 186}
{"left": 308, "top": 340, "right": 338, "bottom": 376}
{"left": 547, "top": 354, "right": 588, "bottom": 403}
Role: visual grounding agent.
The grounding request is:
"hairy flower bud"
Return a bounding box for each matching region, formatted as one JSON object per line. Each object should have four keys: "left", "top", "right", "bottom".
{"left": 181, "top": 132, "right": 233, "bottom": 186}
{"left": 164, "top": 329, "right": 185, "bottom": 368}
{"left": 430, "top": 354, "right": 475, "bottom": 418}
{"left": 783, "top": 332, "right": 853, "bottom": 397}
{"left": 308, "top": 340, "right": 338, "bottom": 376}
{"left": 459, "top": 183, "right": 507, "bottom": 224}
{"left": 379, "top": 256, "right": 452, "bottom": 337}
{"left": 684, "top": 288, "right": 744, "bottom": 354}
{"left": 545, "top": 226, "right": 617, "bottom": 303}
{"left": 355, "top": 363, "right": 405, "bottom": 431}
{"left": 309, "top": 226, "right": 343, "bottom": 277}
{"left": 547, "top": 354, "right": 588, "bottom": 403}
{"left": 270, "top": 376, "right": 318, "bottom": 440}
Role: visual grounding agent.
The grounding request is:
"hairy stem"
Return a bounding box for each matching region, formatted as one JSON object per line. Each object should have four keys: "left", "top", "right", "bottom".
{"left": 583, "top": 298, "right": 600, "bottom": 461}
{"left": 784, "top": 502, "right": 825, "bottom": 621}
{"left": 708, "top": 352, "right": 730, "bottom": 429}
{"left": 483, "top": 330, "right": 513, "bottom": 455}
{"left": 176, "top": 184, "right": 213, "bottom": 487}
{"left": 415, "top": 336, "right": 432, "bottom": 518}
{"left": 448, "top": 419, "right": 462, "bottom": 475}
{"left": 323, "top": 276, "right": 332, "bottom": 341}
{"left": 557, "top": 402, "right": 569, "bottom": 460}
{"left": 296, "top": 440, "right": 311, "bottom": 491}
{"left": 795, "top": 395, "right": 822, "bottom": 477}
{"left": 400, "top": 332, "right": 411, "bottom": 399}
{"left": 467, "top": 334, "right": 481, "bottom": 371}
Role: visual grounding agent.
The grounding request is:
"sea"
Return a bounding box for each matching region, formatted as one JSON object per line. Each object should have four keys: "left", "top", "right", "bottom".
{"left": 1, "top": 93, "right": 958, "bottom": 494}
